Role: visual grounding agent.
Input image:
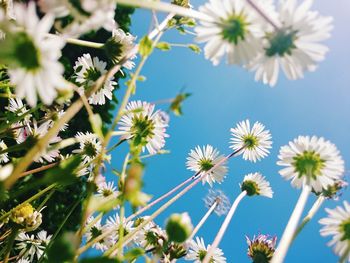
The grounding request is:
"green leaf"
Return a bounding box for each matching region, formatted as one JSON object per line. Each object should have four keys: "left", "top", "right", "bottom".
{"left": 43, "top": 155, "right": 82, "bottom": 186}
{"left": 156, "top": 42, "right": 171, "bottom": 51}
{"left": 139, "top": 36, "right": 153, "bottom": 57}
{"left": 188, "top": 44, "right": 201, "bottom": 54}
{"left": 170, "top": 92, "right": 191, "bottom": 116}
{"left": 47, "top": 232, "right": 78, "bottom": 263}
{"left": 124, "top": 248, "right": 145, "bottom": 260}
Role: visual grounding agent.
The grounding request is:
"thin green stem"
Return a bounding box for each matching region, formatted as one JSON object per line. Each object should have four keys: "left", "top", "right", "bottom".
{"left": 3, "top": 226, "right": 18, "bottom": 263}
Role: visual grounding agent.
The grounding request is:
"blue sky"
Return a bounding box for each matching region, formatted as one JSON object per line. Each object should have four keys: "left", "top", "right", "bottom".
{"left": 107, "top": 1, "right": 350, "bottom": 262}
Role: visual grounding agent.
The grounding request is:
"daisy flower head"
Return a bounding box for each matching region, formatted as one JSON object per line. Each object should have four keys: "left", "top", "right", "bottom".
{"left": 96, "top": 181, "right": 119, "bottom": 202}
{"left": 319, "top": 201, "right": 350, "bottom": 261}
{"left": 186, "top": 145, "right": 228, "bottom": 187}
{"left": 118, "top": 101, "right": 169, "bottom": 155}
{"left": 203, "top": 189, "right": 231, "bottom": 216}
{"left": 84, "top": 216, "right": 111, "bottom": 252}
{"left": 105, "top": 214, "right": 135, "bottom": 245}
{"left": 246, "top": 234, "right": 277, "bottom": 263}
{"left": 185, "top": 236, "right": 226, "bottom": 263}
{"left": 230, "top": 119, "right": 272, "bottom": 162}
{"left": 15, "top": 230, "right": 52, "bottom": 262}
{"left": 250, "top": 0, "right": 333, "bottom": 86}
{"left": 0, "top": 2, "right": 67, "bottom": 107}
{"left": 194, "top": 0, "right": 277, "bottom": 66}
{"left": 0, "top": 140, "right": 9, "bottom": 164}
{"left": 73, "top": 132, "right": 102, "bottom": 164}
{"left": 74, "top": 53, "right": 117, "bottom": 105}
{"left": 277, "top": 136, "right": 345, "bottom": 193}
{"left": 240, "top": 172, "right": 273, "bottom": 198}
{"left": 104, "top": 28, "right": 137, "bottom": 69}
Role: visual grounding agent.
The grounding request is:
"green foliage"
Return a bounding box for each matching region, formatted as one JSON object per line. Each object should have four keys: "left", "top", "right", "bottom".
{"left": 156, "top": 42, "right": 171, "bottom": 51}
{"left": 46, "top": 232, "right": 79, "bottom": 262}
{"left": 139, "top": 36, "right": 154, "bottom": 57}
{"left": 188, "top": 44, "right": 201, "bottom": 54}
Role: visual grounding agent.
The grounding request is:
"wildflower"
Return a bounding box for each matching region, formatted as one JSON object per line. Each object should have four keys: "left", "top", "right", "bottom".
{"left": 73, "top": 53, "right": 117, "bottom": 105}
{"left": 250, "top": 0, "right": 333, "bottom": 86}
{"left": 0, "top": 140, "right": 9, "bottom": 163}
{"left": 277, "top": 136, "right": 344, "bottom": 193}
{"left": 203, "top": 189, "right": 231, "bottom": 216}
{"left": 166, "top": 212, "right": 193, "bottom": 243}
{"left": 241, "top": 172, "right": 273, "bottom": 198}
{"left": 185, "top": 236, "right": 226, "bottom": 263}
{"left": 195, "top": 0, "right": 276, "bottom": 65}
{"left": 319, "top": 201, "right": 350, "bottom": 262}
{"left": 186, "top": 145, "right": 228, "bottom": 186}
{"left": 246, "top": 234, "right": 277, "bottom": 263}
{"left": 230, "top": 119, "right": 272, "bottom": 162}
{"left": 0, "top": 2, "right": 67, "bottom": 107}
{"left": 73, "top": 132, "right": 102, "bottom": 164}
{"left": 118, "top": 101, "right": 169, "bottom": 155}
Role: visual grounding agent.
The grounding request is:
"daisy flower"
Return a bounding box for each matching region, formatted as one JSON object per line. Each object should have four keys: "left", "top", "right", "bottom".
{"left": 277, "top": 136, "right": 344, "bottom": 193}
{"left": 6, "top": 98, "right": 30, "bottom": 118}
{"left": 195, "top": 0, "right": 277, "bottom": 65}
{"left": 84, "top": 216, "right": 112, "bottom": 252}
{"left": 0, "top": 140, "right": 9, "bottom": 163}
{"left": 185, "top": 236, "right": 226, "bottom": 263}
{"left": 241, "top": 172, "right": 273, "bottom": 198}
{"left": 0, "top": 2, "right": 67, "bottom": 107}
{"left": 105, "top": 214, "right": 135, "bottom": 245}
{"left": 118, "top": 101, "right": 169, "bottom": 155}
{"left": 96, "top": 181, "right": 119, "bottom": 199}
{"left": 319, "top": 201, "right": 350, "bottom": 261}
{"left": 15, "top": 230, "right": 52, "bottom": 262}
{"left": 246, "top": 234, "right": 277, "bottom": 263}
{"left": 74, "top": 53, "right": 117, "bottom": 105}
{"left": 203, "top": 189, "right": 231, "bottom": 216}
{"left": 230, "top": 119, "right": 272, "bottom": 162}
{"left": 73, "top": 132, "right": 102, "bottom": 164}
{"left": 186, "top": 145, "right": 228, "bottom": 187}
{"left": 250, "top": 0, "right": 333, "bottom": 86}
{"left": 104, "top": 28, "right": 137, "bottom": 69}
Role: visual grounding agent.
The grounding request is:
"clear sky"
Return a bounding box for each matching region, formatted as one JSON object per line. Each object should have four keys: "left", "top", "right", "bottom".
{"left": 107, "top": 1, "right": 350, "bottom": 262}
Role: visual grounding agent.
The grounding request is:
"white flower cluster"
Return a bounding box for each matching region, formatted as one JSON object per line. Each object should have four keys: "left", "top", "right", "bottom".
{"left": 195, "top": 0, "right": 333, "bottom": 86}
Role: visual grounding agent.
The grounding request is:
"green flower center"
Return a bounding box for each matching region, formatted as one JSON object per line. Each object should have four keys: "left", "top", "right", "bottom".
{"left": 340, "top": 220, "right": 350, "bottom": 241}
{"left": 90, "top": 226, "right": 102, "bottom": 240}
{"left": 131, "top": 115, "right": 155, "bottom": 146}
{"left": 292, "top": 151, "right": 325, "bottom": 179}
{"left": 15, "top": 33, "right": 41, "bottom": 70}
{"left": 199, "top": 158, "right": 214, "bottom": 172}
{"left": 198, "top": 250, "right": 214, "bottom": 262}
{"left": 102, "top": 189, "right": 113, "bottom": 197}
{"left": 243, "top": 135, "right": 259, "bottom": 150}
{"left": 104, "top": 39, "right": 124, "bottom": 63}
{"left": 241, "top": 180, "right": 259, "bottom": 196}
{"left": 220, "top": 14, "right": 248, "bottom": 44}
{"left": 265, "top": 28, "right": 297, "bottom": 57}
{"left": 84, "top": 142, "right": 97, "bottom": 158}
{"left": 84, "top": 67, "right": 102, "bottom": 83}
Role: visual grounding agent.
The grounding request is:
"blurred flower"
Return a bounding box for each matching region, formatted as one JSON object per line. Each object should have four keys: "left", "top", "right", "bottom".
{"left": 104, "top": 28, "right": 136, "bottom": 68}
{"left": 0, "top": 2, "right": 67, "bottom": 107}
{"left": 85, "top": 216, "right": 111, "bottom": 252}
{"left": 230, "top": 119, "right": 272, "bottom": 162}
{"left": 185, "top": 236, "right": 226, "bottom": 263}
{"left": 277, "top": 136, "right": 344, "bottom": 193}
{"left": 186, "top": 145, "right": 228, "bottom": 187}
{"left": 105, "top": 214, "right": 135, "bottom": 246}
{"left": 195, "top": 0, "right": 276, "bottom": 65}
{"left": 166, "top": 212, "right": 193, "bottom": 243}
{"left": 246, "top": 234, "right": 277, "bottom": 263}
{"left": 74, "top": 53, "right": 117, "bottom": 105}
{"left": 73, "top": 132, "right": 102, "bottom": 164}
{"left": 203, "top": 189, "right": 230, "bottom": 216}
{"left": 241, "top": 172, "right": 273, "bottom": 198}
{"left": 0, "top": 140, "right": 9, "bottom": 163}
{"left": 118, "top": 101, "right": 169, "bottom": 155}
{"left": 96, "top": 181, "right": 118, "bottom": 199}
{"left": 15, "top": 230, "right": 52, "bottom": 262}
{"left": 250, "top": 0, "right": 333, "bottom": 86}
{"left": 319, "top": 201, "right": 350, "bottom": 262}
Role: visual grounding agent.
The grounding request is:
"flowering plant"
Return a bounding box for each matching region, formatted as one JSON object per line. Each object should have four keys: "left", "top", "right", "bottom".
{"left": 0, "top": 0, "right": 347, "bottom": 262}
